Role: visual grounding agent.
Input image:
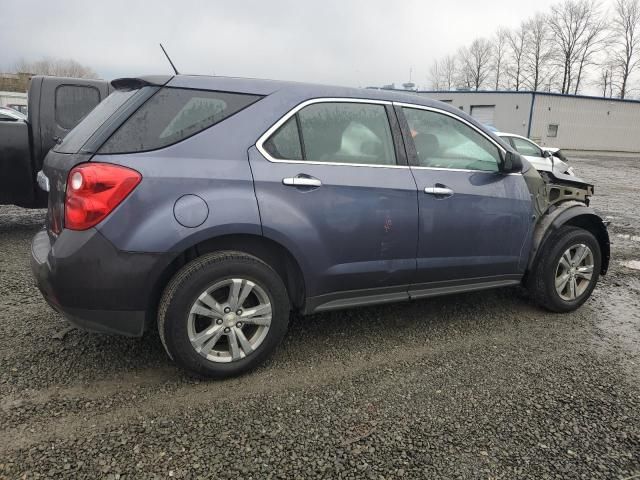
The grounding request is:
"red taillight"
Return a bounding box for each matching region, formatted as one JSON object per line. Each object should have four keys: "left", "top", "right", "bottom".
{"left": 64, "top": 163, "right": 141, "bottom": 230}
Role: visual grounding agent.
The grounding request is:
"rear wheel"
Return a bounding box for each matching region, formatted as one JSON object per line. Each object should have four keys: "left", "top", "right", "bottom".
{"left": 527, "top": 226, "right": 601, "bottom": 312}
{"left": 158, "top": 251, "right": 290, "bottom": 378}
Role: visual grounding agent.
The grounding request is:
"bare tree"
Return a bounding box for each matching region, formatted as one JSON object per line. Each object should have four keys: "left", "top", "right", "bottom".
{"left": 14, "top": 57, "right": 98, "bottom": 79}
{"left": 611, "top": 0, "right": 640, "bottom": 98}
{"left": 458, "top": 38, "right": 493, "bottom": 91}
{"left": 492, "top": 28, "right": 509, "bottom": 89}
{"left": 441, "top": 55, "right": 457, "bottom": 90}
{"left": 573, "top": 8, "right": 608, "bottom": 93}
{"left": 548, "top": 0, "right": 605, "bottom": 94}
{"left": 597, "top": 62, "right": 616, "bottom": 96}
{"left": 429, "top": 60, "right": 442, "bottom": 90}
{"left": 507, "top": 24, "right": 528, "bottom": 91}
{"left": 523, "top": 13, "right": 554, "bottom": 91}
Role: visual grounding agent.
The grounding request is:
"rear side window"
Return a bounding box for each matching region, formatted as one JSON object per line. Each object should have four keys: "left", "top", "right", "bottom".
{"left": 55, "top": 85, "right": 101, "bottom": 129}
{"left": 263, "top": 117, "right": 302, "bottom": 160}
{"left": 99, "top": 88, "right": 261, "bottom": 154}
{"left": 263, "top": 101, "right": 397, "bottom": 166}
{"left": 55, "top": 88, "right": 147, "bottom": 154}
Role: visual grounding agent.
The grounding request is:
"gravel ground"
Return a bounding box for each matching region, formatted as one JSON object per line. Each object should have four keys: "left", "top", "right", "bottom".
{"left": 1, "top": 155, "right": 639, "bottom": 479}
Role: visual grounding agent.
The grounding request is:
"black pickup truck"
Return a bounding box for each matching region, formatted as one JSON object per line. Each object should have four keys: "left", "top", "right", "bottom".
{"left": 0, "top": 76, "right": 110, "bottom": 208}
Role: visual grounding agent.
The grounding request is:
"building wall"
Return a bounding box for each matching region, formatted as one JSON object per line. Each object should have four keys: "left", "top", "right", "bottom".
{"left": 418, "top": 90, "right": 640, "bottom": 153}
{"left": 419, "top": 92, "right": 533, "bottom": 137}
{"left": 0, "top": 91, "right": 28, "bottom": 108}
{"left": 0, "top": 72, "right": 32, "bottom": 93}
{"left": 530, "top": 94, "right": 640, "bottom": 152}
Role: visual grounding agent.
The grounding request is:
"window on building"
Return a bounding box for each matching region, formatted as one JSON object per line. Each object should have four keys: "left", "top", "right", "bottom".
{"left": 547, "top": 124, "right": 558, "bottom": 137}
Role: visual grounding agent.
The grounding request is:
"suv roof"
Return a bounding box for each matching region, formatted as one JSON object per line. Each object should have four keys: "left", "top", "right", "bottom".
{"left": 113, "top": 74, "right": 446, "bottom": 109}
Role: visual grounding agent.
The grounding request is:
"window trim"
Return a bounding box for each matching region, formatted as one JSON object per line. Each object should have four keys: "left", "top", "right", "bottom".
{"left": 393, "top": 102, "right": 506, "bottom": 171}
{"left": 256, "top": 98, "right": 515, "bottom": 174}
{"left": 256, "top": 97, "right": 407, "bottom": 169}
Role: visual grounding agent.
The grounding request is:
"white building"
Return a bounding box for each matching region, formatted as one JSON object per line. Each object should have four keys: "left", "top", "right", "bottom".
{"left": 419, "top": 91, "right": 640, "bottom": 154}
{"left": 0, "top": 90, "right": 28, "bottom": 114}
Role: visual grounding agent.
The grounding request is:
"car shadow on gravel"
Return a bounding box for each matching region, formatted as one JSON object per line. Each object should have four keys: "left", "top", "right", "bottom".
{"left": 2, "top": 288, "right": 540, "bottom": 390}
{"left": 3, "top": 285, "right": 560, "bottom": 392}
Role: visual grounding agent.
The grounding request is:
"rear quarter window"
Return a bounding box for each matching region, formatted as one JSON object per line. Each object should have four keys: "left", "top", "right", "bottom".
{"left": 99, "top": 88, "right": 261, "bottom": 154}
{"left": 55, "top": 85, "right": 101, "bottom": 130}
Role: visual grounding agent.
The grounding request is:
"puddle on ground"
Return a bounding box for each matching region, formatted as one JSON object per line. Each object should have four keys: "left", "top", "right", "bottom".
{"left": 621, "top": 260, "right": 640, "bottom": 270}
{"left": 616, "top": 233, "right": 640, "bottom": 243}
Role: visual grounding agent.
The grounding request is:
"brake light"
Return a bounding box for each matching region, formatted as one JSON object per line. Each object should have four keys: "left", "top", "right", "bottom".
{"left": 65, "top": 163, "right": 141, "bottom": 230}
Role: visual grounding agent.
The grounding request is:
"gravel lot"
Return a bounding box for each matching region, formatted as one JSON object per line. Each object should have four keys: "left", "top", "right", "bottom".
{"left": 1, "top": 155, "right": 639, "bottom": 479}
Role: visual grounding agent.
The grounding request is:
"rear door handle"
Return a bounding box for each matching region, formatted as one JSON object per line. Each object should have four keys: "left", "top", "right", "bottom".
{"left": 424, "top": 186, "right": 454, "bottom": 197}
{"left": 282, "top": 176, "right": 322, "bottom": 187}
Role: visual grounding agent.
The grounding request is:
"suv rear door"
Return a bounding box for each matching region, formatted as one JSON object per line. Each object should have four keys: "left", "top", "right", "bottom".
{"left": 250, "top": 99, "right": 419, "bottom": 311}
{"left": 396, "top": 104, "right": 532, "bottom": 295}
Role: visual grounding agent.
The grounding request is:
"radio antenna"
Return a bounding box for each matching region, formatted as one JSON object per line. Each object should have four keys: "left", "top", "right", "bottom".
{"left": 159, "top": 43, "right": 180, "bottom": 75}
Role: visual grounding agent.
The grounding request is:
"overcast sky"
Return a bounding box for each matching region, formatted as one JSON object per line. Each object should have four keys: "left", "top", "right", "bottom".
{"left": 1, "top": 0, "right": 592, "bottom": 88}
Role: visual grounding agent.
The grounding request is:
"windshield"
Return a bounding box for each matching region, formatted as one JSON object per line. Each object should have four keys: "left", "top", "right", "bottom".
{"left": 54, "top": 87, "right": 152, "bottom": 154}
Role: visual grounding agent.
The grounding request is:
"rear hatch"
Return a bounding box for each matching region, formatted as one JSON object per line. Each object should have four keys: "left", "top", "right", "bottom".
{"left": 44, "top": 78, "right": 168, "bottom": 236}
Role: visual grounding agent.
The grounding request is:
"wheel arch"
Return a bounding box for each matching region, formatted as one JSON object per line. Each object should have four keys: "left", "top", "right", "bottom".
{"left": 527, "top": 202, "right": 610, "bottom": 277}
{"left": 147, "top": 233, "right": 307, "bottom": 326}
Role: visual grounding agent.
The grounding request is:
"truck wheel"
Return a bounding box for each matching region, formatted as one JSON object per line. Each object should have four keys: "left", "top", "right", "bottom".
{"left": 158, "top": 251, "right": 290, "bottom": 378}
{"left": 527, "top": 226, "right": 601, "bottom": 312}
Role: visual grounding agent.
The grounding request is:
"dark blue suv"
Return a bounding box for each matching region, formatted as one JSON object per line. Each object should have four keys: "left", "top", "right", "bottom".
{"left": 31, "top": 75, "right": 610, "bottom": 377}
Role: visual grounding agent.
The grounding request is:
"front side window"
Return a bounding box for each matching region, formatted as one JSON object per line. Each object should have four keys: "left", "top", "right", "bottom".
{"left": 511, "top": 137, "right": 543, "bottom": 157}
{"left": 55, "top": 85, "right": 101, "bottom": 130}
{"left": 99, "top": 88, "right": 261, "bottom": 154}
{"left": 403, "top": 107, "right": 501, "bottom": 172}
{"left": 263, "top": 102, "right": 397, "bottom": 166}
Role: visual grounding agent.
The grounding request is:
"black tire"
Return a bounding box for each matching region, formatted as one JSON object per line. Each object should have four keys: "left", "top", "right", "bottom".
{"left": 527, "top": 226, "right": 601, "bottom": 312}
{"left": 158, "top": 251, "right": 290, "bottom": 378}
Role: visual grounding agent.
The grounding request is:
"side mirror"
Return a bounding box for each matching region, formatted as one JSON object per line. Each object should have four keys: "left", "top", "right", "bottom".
{"left": 502, "top": 151, "right": 523, "bottom": 173}
{"left": 542, "top": 150, "right": 552, "bottom": 158}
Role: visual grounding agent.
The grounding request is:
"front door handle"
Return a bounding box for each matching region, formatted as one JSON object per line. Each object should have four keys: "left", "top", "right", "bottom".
{"left": 424, "top": 186, "right": 454, "bottom": 197}
{"left": 283, "top": 176, "right": 322, "bottom": 187}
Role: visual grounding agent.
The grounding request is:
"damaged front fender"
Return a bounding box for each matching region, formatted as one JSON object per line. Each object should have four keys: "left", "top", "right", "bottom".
{"left": 522, "top": 167, "right": 610, "bottom": 276}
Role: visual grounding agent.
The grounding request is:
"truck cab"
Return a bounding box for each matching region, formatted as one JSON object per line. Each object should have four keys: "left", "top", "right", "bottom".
{"left": 0, "top": 76, "right": 109, "bottom": 208}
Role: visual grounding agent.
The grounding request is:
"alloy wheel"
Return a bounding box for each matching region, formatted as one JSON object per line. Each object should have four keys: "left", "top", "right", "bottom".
{"left": 187, "top": 278, "right": 272, "bottom": 363}
{"left": 554, "top": 243, "right": 594, "bottom": 301}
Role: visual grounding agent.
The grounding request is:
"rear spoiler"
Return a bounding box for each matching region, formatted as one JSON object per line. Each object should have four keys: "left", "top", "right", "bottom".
{"left": 111, "top": 75, "right": 173, "bottom": 91}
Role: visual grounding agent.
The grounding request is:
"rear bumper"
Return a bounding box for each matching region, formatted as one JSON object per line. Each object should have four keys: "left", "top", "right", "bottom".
{"left": 31, "top": 228, "right": 173, "bottom": 337}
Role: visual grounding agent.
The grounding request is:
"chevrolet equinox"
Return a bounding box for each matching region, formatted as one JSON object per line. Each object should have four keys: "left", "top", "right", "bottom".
{"left": 31, "top": 75, "right": 610, "bottom": 378}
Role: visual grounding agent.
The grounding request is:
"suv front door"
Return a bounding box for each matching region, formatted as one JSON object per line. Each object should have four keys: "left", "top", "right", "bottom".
{"left": 396, "top": 104, "right": 532, "bottom": 296}
{"left": 250, "top": 99, "right": 419, "bottom": 311}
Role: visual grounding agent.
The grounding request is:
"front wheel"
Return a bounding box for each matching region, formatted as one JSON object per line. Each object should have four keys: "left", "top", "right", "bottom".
{"left": 527, "top": 226, "right": 601, "bottom": 312}
{"left": 158, "top": 251, "right": 290, "bottom": 378}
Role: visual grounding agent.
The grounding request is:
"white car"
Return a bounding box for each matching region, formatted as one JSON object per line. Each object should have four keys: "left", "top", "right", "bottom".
{"left": 0, "top": 106, "right": 27, "bottom": 122}
{"left": 496, "top": 132, "right": 575, "bottom": 176}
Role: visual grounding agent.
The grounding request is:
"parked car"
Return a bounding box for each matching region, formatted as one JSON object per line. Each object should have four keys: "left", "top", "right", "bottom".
{"left": 6, "top": 103, "right": 28, "bottom": 116}
{"left": 0, "top": 106, "right": 27, "bottom": 121}
{"left": 496, "top": 132, "right": 575, "bottom": 176}
{"left": 31, "top": 75, "right": 610, "bottom": 378}
{"left": 0, "top": 76, "right": 110, "bottom": 208}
